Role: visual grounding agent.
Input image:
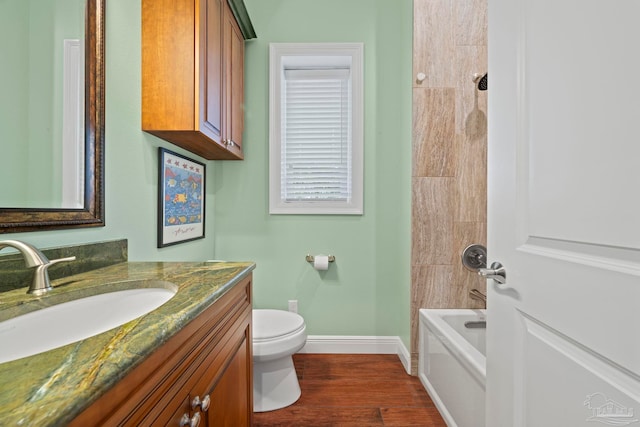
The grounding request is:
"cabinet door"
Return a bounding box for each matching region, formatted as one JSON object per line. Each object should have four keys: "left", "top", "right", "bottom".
{"left": 200, "top": 0, "right": 224, "bottom": 146}
{"left": 206, "top": 332, "right": 251, "bottom": 426}
{"left": 141, "top": 0, "right": 197, "bottom": 131}
{"left": 189, "top": 318, "right": 251, "bottom": 427}
{"left": 222, "top": 3, "right": 245, "bottom": 159}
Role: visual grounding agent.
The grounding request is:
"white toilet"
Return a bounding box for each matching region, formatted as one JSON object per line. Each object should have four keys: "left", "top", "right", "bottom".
{"left": 252, "top": 309, "right": 307, "bottom": 412}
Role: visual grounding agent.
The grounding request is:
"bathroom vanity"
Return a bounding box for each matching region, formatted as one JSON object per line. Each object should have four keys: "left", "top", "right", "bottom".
{"left": 0, "top": 261, "right": 254, "bottom": 426}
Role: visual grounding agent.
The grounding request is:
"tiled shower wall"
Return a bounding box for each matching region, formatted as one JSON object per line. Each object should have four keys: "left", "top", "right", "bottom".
{"left": 411, "top": 0, "right": 488, "bottom": 371}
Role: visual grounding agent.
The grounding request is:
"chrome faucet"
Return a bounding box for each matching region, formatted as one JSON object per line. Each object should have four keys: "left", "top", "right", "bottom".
{"left": 0, "top": 240, "right": 75, "bottom": 295}
{"left": 469, "top": 288, "right": 487, "bottom": 307}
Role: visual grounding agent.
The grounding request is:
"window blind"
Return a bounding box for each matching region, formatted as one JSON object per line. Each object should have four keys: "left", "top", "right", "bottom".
{"left": 281, "top": 68, "right": 352, "bottom": 202}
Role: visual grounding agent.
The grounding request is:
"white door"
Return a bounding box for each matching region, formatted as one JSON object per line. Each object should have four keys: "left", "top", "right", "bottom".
{"left": 487, "top": 0, "right": 640, "bottom": 426}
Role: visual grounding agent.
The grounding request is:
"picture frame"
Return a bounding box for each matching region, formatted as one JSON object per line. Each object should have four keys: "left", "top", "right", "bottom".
{"left": 157, "top": 148, "right": 206, "bottom": 247}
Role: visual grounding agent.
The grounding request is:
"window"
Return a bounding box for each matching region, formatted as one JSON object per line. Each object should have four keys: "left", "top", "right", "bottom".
{"left": 269, "top": 43, "right": 363, "bottom": 214}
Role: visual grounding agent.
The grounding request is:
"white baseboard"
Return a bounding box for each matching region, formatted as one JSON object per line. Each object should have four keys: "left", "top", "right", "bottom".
{"left": 396, "top": 339, "right": 412, "bottom": 375}
{"left": 298, "top": 335, "right": 412, "bottom": 374}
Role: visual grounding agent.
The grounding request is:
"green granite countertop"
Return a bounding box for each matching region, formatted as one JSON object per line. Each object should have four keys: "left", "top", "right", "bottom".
{"left": 0, "top": 261, "right": 255, "bottom": 426}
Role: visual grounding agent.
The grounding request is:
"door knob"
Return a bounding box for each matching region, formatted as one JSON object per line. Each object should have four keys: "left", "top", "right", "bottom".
{"left": 478, "top": 261, "right": 506, "bottom": 284}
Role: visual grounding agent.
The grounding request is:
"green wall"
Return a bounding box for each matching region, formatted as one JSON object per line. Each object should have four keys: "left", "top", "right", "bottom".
{"left": 1, "top": 0, "right": 412, "bottom": 347}
{"left": 1, "top": 0, "right": 217, "bottom": 262}
{"left": 213, "top": 0, "right": 413, "bottom": 344}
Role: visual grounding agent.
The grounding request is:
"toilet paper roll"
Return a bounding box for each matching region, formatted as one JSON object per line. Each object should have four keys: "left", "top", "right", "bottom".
{"left": 313, "top": 255, "right": 330, "bottom": 271}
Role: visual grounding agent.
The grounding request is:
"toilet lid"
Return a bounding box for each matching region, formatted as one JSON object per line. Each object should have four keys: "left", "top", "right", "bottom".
{"left": 253, "top": 309, "right": 305, "bottom": 340}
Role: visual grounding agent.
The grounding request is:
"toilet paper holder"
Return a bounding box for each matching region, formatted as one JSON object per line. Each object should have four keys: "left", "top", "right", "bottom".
{"left": 305, "top": 254, "right": 335, "bottom": 263}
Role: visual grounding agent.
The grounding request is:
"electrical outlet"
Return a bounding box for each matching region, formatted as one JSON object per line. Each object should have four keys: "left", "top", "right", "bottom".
{"left": 288, "top": 299, "right": 298, "bottom": 313}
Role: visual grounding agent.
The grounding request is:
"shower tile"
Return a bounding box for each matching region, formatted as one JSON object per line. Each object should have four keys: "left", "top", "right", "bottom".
{"left": 447, "top": 270, "right": 470, "bottom": 308}
{"left": 411, "top": 265, "right": 455, "bottom": 308}
{"left": 411, "top": 178, "right": 455, "bottom": 265}
{"left": 411, "top": 352, "right": 420, "bottom": 376}
{"left": 454, "top": 221, "right": 487, "bottom": 307}
{"left": 411, "top": 0, "right": 488, "bottom": 349}
{"left": 413, "top": 88, "right": 456, "bottom": 177}
{"left": 413, "top": 0, "right": 456, "bottom": 88}
{"left": 455, "top": 45, "right": 488, "bottom": 136}
{"left": 411, "top": 264, "right": 454, "bottom": 350}
{"left": 455, "top": 133, "right": 487, "bottom": 222}
{"left": 455, "top": 0, "right": 487, "bottom": 46}
{"left": 453, "top": 221, "right": 486, "bottom": 263}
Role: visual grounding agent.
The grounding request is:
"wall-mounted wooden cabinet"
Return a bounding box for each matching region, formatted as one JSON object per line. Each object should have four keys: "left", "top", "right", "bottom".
{"left": 142, "top": 0, "right": 255, "bottom": 160}
{"left": 70, "top": 275, "right": 253, "bottom": 426}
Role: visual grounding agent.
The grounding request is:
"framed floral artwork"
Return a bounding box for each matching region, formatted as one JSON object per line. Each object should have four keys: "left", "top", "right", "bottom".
{"left": 158, "top": 148, "right": 205, "bottom": 247}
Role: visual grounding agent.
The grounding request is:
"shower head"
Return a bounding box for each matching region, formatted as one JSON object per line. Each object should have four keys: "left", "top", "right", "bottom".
{"left": 477, "top": 73, "right": 487, "bottom": 91}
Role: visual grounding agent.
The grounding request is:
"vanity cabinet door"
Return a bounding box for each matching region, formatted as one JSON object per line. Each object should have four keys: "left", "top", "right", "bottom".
{"left": 208, "top": 336, "right": 251, "bottom": 426}
{"left": 194, "top": 321, "right": 252, "bottom": 426}
{"left": 141, "top": 0, "right": 249, "bottom": 160}
{"left": 154, "top": 278, "right": 252, "bottom": 427}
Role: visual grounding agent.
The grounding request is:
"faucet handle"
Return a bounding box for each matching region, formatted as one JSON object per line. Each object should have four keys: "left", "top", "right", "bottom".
{"left": 28, "top": 256, "right": 76, "bottom": 295}
{"left": 47, "top": 256, "right": 77, "bottom": 266}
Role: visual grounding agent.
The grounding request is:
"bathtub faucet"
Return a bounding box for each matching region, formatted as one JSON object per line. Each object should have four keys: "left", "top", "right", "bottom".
{"left": 469, "top": 289, "right": 486, "bottom": 307}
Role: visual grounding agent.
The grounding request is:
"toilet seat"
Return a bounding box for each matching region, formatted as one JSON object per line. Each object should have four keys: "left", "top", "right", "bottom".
{"left": 253, "top": 309, "right": 305, "bottom": 342}
{"left": 252, "top": 309, "right": 307, "bottom": 362}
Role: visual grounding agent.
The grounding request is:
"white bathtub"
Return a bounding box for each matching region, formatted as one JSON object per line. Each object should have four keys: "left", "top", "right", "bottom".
{"left": 418, "top": 309, "right": 486, "bottom": 427}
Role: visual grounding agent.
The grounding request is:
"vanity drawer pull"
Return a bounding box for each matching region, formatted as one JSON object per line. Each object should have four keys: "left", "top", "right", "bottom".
{"left": 179, "top": 411, "right": 201, "bottom": 427}
{"left": 191, "top": 394, "right": 210, "bottom": 412}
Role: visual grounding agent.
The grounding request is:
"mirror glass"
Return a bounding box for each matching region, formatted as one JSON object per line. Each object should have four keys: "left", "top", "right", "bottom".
{"left": 1, "top": 0, "right": 85, "bottom": 208}
{"left": 0, "top": 0, "right": 104, "bottom": 232}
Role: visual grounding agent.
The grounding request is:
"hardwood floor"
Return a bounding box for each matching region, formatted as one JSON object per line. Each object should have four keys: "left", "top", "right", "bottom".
{"left": 253, "top": 354, "right": 447, "bottom": 427}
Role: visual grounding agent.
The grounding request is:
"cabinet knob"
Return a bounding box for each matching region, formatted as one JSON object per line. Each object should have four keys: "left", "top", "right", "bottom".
{"left": 225, "top": 139, "right": 237, "bottom": 148}
{"left": 191, "top": 394, "right": 211, "bottom": 412}
{"left": 416, "top": 72, "right": 426, "bottom": 83}
{"left": 179, "top": 412, "right": 201, "bottom": 427}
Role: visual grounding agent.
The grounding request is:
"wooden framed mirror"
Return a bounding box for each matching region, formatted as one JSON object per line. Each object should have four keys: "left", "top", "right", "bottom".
{"left": 0, "top": 0, "right": 105, "bottom": 233}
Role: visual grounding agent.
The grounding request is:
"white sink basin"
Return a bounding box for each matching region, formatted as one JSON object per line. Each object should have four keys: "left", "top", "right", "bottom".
{"left": 0, "top": 283, "right": 177, "bottom": 364}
